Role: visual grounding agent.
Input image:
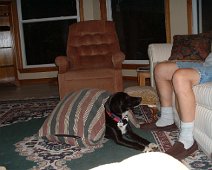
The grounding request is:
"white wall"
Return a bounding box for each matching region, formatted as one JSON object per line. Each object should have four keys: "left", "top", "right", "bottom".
{"left": 92, "top": 0, "right": 101, "bottom": 20}
{"left": 169, "top": 0, "right": 188, "bottom": 42}
{"left": 83, "top": 0, "right": 95, "bottom": 20}
{"left": 83, "top": 0, "right": 100, "bottom": 20}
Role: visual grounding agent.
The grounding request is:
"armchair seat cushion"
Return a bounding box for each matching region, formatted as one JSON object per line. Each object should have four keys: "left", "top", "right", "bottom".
{"left": 64, "top": 68, "right": 115, "bottom": 80}
{"left": 77, "top": 54, "right": 113, "bottom": 69}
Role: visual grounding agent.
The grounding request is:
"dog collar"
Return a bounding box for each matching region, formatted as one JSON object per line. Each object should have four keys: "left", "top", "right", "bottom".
{"left": 106, "top": 111, "right": 122, "bottom": 123}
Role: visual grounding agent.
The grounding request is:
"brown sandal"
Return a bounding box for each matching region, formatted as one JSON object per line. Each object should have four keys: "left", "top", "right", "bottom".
{"left": 165, "top": 141, "right": 198, "bottom": 160}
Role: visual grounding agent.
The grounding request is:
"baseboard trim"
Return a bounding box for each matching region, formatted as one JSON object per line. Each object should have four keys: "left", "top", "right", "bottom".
{"left": 123, "top": 76, "right": 137, "bottom": 81}
{"left": 19, "top": 66, "right": 58, "bottom": 73}
{"left": 18, "top": 64, "right": 148, "bottom": 73}
{"left": 18, "top": 76, "right": 137, "bottom": 85}
{"left": 122, "top": 64, "right": 149, "bottom": 70}
{"left": 19, "top": 78, "right": 58, "bottom": 85}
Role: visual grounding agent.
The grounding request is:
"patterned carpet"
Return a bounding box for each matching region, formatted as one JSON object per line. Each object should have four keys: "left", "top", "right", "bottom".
{"left": 0, "top": 97, "right": 59, "bottom": 127}
{"left": 142, "top": 116, "right": 212, "bottom": 170}
{"left": 0, "top": 97, "right": 211, "bottom": 170}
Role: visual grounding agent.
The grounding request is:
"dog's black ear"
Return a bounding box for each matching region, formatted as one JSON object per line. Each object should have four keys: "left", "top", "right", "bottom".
{"left": 105, "top": 93, "right": 123, "bottom": 114}
{"left": 104, "top": 95, "right": 112, "bottom": 112}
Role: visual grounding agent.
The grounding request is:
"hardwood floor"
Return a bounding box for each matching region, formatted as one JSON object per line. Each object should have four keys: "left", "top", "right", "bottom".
{"left": 0, "top": 83, "right": 59, "bottom": 100}
{"left": 0, "top": 80, "right": 138, "bottom": 100}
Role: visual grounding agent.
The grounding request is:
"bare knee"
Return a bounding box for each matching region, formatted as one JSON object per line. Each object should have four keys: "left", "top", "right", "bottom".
{"left": 154, "top": 63, "right": 167, "bottom": 78}
{"left": 172, "top": 69, "right": 192, "bottom": 92}
{"left": 154, "top": 62, "right": 178, "bottom": 81}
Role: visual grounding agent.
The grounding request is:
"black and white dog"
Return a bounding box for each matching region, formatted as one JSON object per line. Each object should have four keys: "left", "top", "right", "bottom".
{"left": 104, "top": 92, "right": 157, "bottom": 152}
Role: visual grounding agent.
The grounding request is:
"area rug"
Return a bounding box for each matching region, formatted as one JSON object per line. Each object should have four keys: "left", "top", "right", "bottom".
{"left": 0, "top": 97, "right": 211, "bottom": 170}
{"left": 0, "top": 97, "right": 59, "bottom": 127}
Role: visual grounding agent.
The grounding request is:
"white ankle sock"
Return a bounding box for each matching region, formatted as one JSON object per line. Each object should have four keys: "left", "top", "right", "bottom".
{"left": 179, "top": 121, "right": 194, "bottom": 149}
{"left": 156, "top": 107, "right": 174, "bottom": 127}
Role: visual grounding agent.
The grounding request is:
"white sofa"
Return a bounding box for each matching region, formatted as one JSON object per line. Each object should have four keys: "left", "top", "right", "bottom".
{"left": 148, "top": 43, "right": 212, "bottom": 159}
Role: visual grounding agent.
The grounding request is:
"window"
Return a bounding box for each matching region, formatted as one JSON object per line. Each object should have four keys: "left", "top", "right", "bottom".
{"left": 192, "top": 0, "right": 212, "bottom": 33}
{"left": 17, "top": 0, "right": 80, "bottom": 68}
{"left": 106, "top": 0, "right": 166, "bottom": 64}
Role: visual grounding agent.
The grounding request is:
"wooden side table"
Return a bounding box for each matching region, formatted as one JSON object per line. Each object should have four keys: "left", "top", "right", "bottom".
{"left": 137, "top": 71, "right": 150, "bottom": 86}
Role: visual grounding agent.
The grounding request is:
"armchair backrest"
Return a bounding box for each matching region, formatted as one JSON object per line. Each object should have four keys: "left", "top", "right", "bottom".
{"left": 67, "top": 20, "right": 121, "bottom": 69}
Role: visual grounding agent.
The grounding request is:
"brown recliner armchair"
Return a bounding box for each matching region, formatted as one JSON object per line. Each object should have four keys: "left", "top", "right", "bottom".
{"left": 55, "top": 20, "right": 125, "bottom": 99}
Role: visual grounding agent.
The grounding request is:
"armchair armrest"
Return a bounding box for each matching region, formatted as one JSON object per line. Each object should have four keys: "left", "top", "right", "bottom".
{"left": 148, "top": 43, "right": 173, "bottom": 87}
{"left": 112, "top": 52, "right": 125, "bottom": 69}
{"left": 148, "top": 43, "right": 173, "bottom": 63}
{"left": 55, "top": 56, "right": 70, "bottom": 74}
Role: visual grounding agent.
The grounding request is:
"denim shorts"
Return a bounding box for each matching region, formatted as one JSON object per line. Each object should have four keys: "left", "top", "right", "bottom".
{"left": 176, "top": 61, "right": 212, "bottom": 84}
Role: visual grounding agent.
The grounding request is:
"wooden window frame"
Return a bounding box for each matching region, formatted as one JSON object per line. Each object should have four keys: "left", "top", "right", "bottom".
{"left": 15, "top": 0, "right": 84, "bottom": 73}
{"left": 187, "top": 0, "right": 193, "bottom": 34}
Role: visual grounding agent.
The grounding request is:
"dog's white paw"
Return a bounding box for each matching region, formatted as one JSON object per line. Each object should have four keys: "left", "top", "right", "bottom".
{"left": 143, "top": 143, "right": 158, "bottom": 153}
{"left": 149, "top": 143, "right": 158, "bottom": 150}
